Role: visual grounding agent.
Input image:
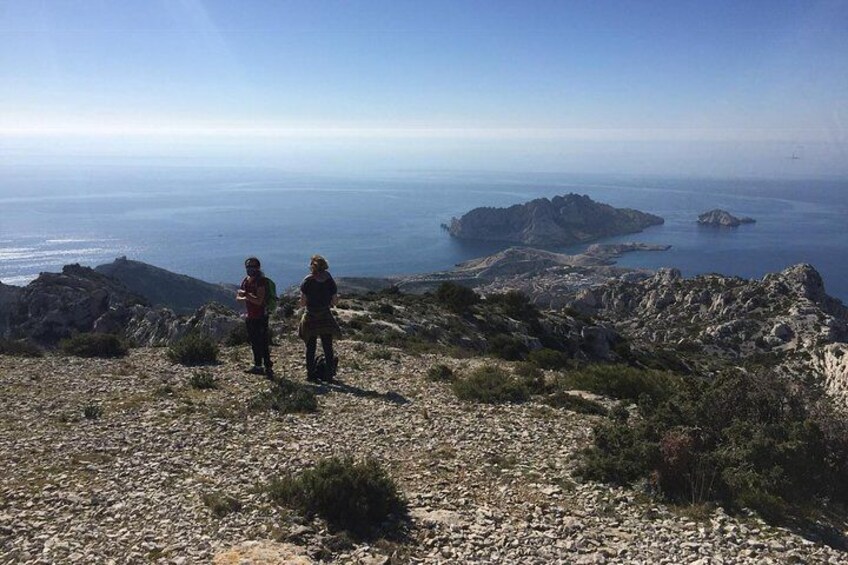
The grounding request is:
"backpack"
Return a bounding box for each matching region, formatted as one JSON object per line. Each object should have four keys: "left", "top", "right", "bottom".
{"left": 263, "top": 277, "right": 278, "bottom": 315}
{"left": 314, "top": 354, "right": 339, "bottom": 382}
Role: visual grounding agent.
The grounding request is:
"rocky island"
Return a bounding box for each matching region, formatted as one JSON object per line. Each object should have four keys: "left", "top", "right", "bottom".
{"left": 697, "top": 208, "right": 756, "bottom": 227}
{"left": 447, "top": 193, "right": 664, "bottom": 246}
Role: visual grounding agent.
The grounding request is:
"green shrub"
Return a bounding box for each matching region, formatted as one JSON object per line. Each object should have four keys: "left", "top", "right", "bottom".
{"left": 224, "top": 324, "right": 249, "bottom": 346}
{"left": 167, "top": 334, "right": 219, "bottom": 366}
{"left": 514, "top": 363, "right": 549, "bottom": 395}
{"left": 545, "top": 391, "right": 608, "bottom": 415}
{"left": 528, "top": 348, "right": 571, "bottom": 370}
{"left": 60, "top": 333, "right": 128, "bottom": 358}
{"left": 436, "top": 282, "right": 480, "bottom": 313}
{"left": 370, "top": 348, "right": 393, "bottom": 361}
{"left": 452, "top": 365, "right": 528, "bottom": 404}
{"left": 189, "top": 371, "right": 218, "bottom": 390}
{"left": 268, "top": 456, "right": 407, "bottom": 537}
{"left": 488, "top": 334, "right": 529, "bottom": 361}
{"left": 202, "top": 492, "right": 242, "bottom": 517}
{"left": 557, "top": 364, "right": 678, "bottom": 403}
{"left": 578, "top": 369, "right": 848, "bottom": 519}
{"left": 251, "top": 379, "right": 318, "bottom": 414}
{"left": 0, "top": 338, "right": 43, "bottom": 358}
{"left": 484, "top": 291, "right": 540, "bottom": 321}
{"left": 376, "top": 303, "right": 395, "bottom": 316}
{"left": 426, "top": 364, "right": 454, "bottom": 382}
{"left": 83, "top": 404, "right": 103, "bottom": 420}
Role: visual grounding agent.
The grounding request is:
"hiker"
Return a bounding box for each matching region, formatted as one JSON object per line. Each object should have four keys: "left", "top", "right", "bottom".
{"left": 237, "top": 256, "right": 274, "bottom": 377}
{"left": 298, "top": 254, "right": 341, "bottom": 382}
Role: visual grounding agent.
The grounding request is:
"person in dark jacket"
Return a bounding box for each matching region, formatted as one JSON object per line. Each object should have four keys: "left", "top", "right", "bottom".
{"left": 298, "top": 254, "right": 341, "bottom": 381}
{"left": 237, "top": 256, "right": 273, "bottom": 377}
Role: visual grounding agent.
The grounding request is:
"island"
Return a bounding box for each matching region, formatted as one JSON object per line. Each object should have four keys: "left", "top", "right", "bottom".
{"left": 697, "top": 209, "right": 756, "bottom": 227}
{"left": 446, "top": 193, "right": 664, "bottom": 246}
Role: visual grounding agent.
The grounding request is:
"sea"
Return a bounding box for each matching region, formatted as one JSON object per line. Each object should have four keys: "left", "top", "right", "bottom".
{"left": 1, "top": 165, "right": 847, "bottom": 302}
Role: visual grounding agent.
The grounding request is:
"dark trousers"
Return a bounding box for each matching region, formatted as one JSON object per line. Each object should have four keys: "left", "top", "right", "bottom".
{"left": 246, "top": 317, "right": 272, "bottom": 368}
{"left": 306, "top": 335, "right": 334, "bottom": 375}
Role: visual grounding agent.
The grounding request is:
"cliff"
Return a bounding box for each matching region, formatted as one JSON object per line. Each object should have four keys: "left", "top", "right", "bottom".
{"left": 447, "top": 193, "right": 663, "bottom": 246}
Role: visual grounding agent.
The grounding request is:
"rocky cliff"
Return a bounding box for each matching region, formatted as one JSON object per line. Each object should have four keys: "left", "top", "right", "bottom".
{"left": 447, "top": 193, "right": 663, "bottom": 246}
{"left": 697, "top": 209, "right": 756, "bottom": 227}
{"left": 95, "top": 257, "right": 239, "bottom": 314}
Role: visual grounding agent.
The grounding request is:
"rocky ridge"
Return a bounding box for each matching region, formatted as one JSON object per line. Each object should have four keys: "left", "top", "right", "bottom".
{"left": 447, "top": 194, "right": 664, "bottom": 246}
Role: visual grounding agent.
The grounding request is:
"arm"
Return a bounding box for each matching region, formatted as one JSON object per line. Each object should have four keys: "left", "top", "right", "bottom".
{"left": 239, "top": 280, "right": 266, "bottom": 305}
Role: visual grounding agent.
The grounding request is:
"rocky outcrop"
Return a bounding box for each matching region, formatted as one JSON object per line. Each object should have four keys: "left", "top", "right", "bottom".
{"left": 95, "top": 257, "right": 239, "bottom": 314}
{"left": 0, "top": 281, "right": 23, "bottom": 337}
{"left": 447, "top": 194, "right": 663, "bottom": 246}
{"left": 570, "top": 263, "right": 848, "bottom": 360}
{"left": 8, "top": 264, "right": 148, "bottom": 344}
{"left": 697, "top": 209, "right": 756, "bottom": 227}
{"left": 124, "top": 302, "right": 246, "bottom": 346}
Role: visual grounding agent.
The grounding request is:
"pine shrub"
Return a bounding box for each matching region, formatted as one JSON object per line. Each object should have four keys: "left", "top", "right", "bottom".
{"left": 251, "top": 379, "right": 317, "bottom": 414}
{"left": 0, "top": 338, "right": 43, "bottom": 358}
{"left": 488, "top": 334, "right": 529, "bottom": 361}
{"left": 189, "top": 371, "right": 218, "bottom": 390}
{"left": 451, "top": 365, "right": 528, "bottom": 404}
{"left": 268, "top": 456, "right": 407, "bottom": 537}
{"left": 426, "top": 364, "right": 454, "bottom": 382}
{"left": 167, "top": 333, "right": 218, "bottom": 366}
{"left": 60, "top": 333, "right": 128, "bottom": 358}
{"left": 435, "top": 282, "right": 480, "bottom": 313}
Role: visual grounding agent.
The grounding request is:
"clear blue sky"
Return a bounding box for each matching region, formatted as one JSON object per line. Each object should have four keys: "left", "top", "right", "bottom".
{"left": 1, "top": 0, "right": 846, "bottom": 175}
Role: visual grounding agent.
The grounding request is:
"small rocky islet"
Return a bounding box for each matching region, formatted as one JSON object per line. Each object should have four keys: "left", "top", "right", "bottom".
{"left": 697, "top": 209, "right": 756, "bottom": 227}
{"left": 2, "top": 195, "right": 848, "bottom": 563}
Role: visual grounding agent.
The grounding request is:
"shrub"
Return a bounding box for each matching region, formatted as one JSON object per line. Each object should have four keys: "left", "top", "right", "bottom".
{"left": 557, "top": 364, "right": 678, "bottom": 403}
{"left": 224, "top": 324, "right": 249, "bottom": 346}
{"left": 189, "top": 371, "right": 218, "bottom": 390}
{"left": 435, "top": 282, "right": 480, "bottom": 313}
{"left": 376, "top": 303, "right": 395, "bottom": 316}
{"left": 0, "top": 338, "right": 43, "bottom": 358}
{"left": 452, "top": 365, "right": 528, "bottom": 404}
{"left": 528, "top": 348, "right": 571, "bottom": 370}
{"left": 202, "top": 492, "right": 242, "bottom": 517}
{"left": 60, "top": 333, "right": 128, "bottom": 358}
{"left": 426, "top": 364, "right": 454, "bottom": 382}
{"left": 578, "top": 369, "right": 848, "bottom": 519}
{"left": 167, "top": 334, "right": 219, "bottom": 366}
{"left": 370, "top": 348, "right": 393, "bottom": 360}
{"left": 83, "top": 404, "right": 103, "bottom": 420}
{"left": 514, "top": 363, "right": 549, "bottom": 395}
{"left": 488, "top": 334, "right": 529, "bottom": 361}
{"left": 268, "top": 456, "right": 407, "bottom": 537}
{"left": 251, "top": 379, "right": 318, "bottom": 414}
{"left": 485, "top": 291, "right": 539, "bottom": 321}
{"left": 545, "top": 391, "right": 608, "bottom": 416}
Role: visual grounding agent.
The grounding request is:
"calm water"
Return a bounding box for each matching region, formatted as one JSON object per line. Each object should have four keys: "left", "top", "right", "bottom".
{"left": 1, "top": 166, "right": 847, "bottom": 302}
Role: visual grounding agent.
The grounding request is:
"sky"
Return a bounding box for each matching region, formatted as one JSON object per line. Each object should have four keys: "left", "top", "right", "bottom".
{"left": 1, "top": 0, "right": 847, "bottom": 176}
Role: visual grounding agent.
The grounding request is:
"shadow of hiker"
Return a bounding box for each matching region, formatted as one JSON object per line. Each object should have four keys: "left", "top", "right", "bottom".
{"left": 310, "top": 378, "right": 409, "bottom": 405}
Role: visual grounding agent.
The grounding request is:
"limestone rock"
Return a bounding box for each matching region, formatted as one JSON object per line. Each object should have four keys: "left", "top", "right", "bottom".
{"left": 697, "top": 209, "right": 756, "bottom": 227}
{"left": 213, "top": 541, "right": 313, "bottom": 564}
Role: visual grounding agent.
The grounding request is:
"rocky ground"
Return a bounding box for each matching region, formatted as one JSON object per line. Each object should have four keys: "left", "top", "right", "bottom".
{"left": 2, "top": 339, "right": 846, "bottom": 564}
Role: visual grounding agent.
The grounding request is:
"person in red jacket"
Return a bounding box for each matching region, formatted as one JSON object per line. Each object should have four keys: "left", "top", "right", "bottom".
{"left": 237, "top": 256, "right": 273, "bottom": 377}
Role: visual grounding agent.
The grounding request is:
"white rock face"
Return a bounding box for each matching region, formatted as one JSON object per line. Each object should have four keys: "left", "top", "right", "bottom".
{"left": 815, "top": 343, "right": 848, "bottom": 401}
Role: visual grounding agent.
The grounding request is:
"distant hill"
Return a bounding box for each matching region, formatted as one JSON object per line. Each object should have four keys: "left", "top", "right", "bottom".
{"left": 447, "top": 193, "right": 663, "bottom": 246}
{"left": 95, "top": 257, "right": 238, "bottom": 314}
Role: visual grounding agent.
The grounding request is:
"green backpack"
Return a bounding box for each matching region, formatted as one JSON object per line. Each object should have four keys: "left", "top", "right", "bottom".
{"left": 264, "top": 277, "right": 278, "bottom": 315}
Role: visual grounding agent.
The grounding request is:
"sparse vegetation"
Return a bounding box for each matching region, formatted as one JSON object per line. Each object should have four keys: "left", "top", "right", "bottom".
{"left": 224, "top": 323, "right": 249, "bottom": 346}
{"left": 201, "top": 492, "right": 242, "bottom": 517}
{"left": 528, "top": 348, "right": 571, "bottom": 370}
{"left": 452, "top": 365, "right": 528, "bottom": 404}
{"left": 167, "top": 333, "right": 219, "bottom": 366}
{"left": 251, "top": 379, "right": 318, "bottom": 414}
{"left": 60, "top": 333, "right": 128, "bottom": 358}
{"left": 435, "top": 282, "right": 480, "bottom": 313}
{"left": 189, "top": 371, "right": 218, "bottom": 390}
{"left": 484, "top": 291, "right": 539, "bottom": 321}
{"left": 545, "top": 391, "right": 608, "bottom": 415}
{"left": 488, "top": 334, "right": 528, "bottom": 361}
{"left": 426, "top": 364, "right": 454, "bottom": 382}
{"left": 267, "top": 456, "right": 407, "bottom": 537}
{"left": 83, "top": 404, "right": 103, "bottom": 420}
{"left": 0, "top": 338, "right": 44, "bottom": 358}
{"left": 556, "top": 364, "right": 678, "bottom": 403}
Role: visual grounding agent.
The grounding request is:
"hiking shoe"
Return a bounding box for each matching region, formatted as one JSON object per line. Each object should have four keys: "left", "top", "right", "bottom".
{"left": 245, "top": 365, "right": 265, "bottom": 375}
{"left": 265, "top": 367, "right": 275, "bottom": 380}
{"left": 306, "top": 375, "right": 320, "bottom": 383}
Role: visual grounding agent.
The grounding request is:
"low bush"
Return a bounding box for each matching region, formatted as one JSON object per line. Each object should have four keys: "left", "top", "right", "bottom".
{"left": 189, "top": 371, "right": 218, "bottom": 390}
{"left": 436, "top": 282, "right": 480, "bottom": 313}
{"left": 426, "top": 364, "right": 454, "bottom": 382}
{"left": 579, "top": 369, "right": 848, "bottom": 519}
{"left": 557, "top": 364, "right": 678, "bottom": 403}
{"left": 224, "top": 324, "right": 249, "bottom": 346}
{"left": 60, "top": 333, "right": 128, "bottom": 358}
{"left": 202, "top": 492, "right": 242, "bottom": 518}
{"left": 83, "top": 404, "right": 103, "bottom": 420}
{"left": 488, "top": 334, "right": 529, "bottom": 361}
{"left": 268, "top": 456, "right": 407, "bottom": 537}
{"left": 167, "top": 334, "right": 219, "bottom": 366}
{"left": 545, "top": 391, "right": 608, "bottom": 415}
{"left": 452, "top": 365, "right": 528, "bottom": 404}
{"left": 251, "top": 379, "right": 318, "bottom": 414}
{"left": 528, "top": 348, "right": 571, "bottom": 370}
{"left": 0, "top": 338, "right": 43, "bottom": 358}
{"left": 514, "top": 363, "right": 549, "bottom": 395}
{"left": 484, "top": 291, "right": 540, "bottom": 321}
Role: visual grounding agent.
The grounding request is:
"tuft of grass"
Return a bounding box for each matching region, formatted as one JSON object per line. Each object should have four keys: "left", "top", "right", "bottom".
{"left": 167, "top": 333, "right": 219, "bottom": 366}
{"left": 370, "top": 348, "right": 393, "bottom": 361}
{"left": 251, "top": 379, "right": 318, "bottom": 414}
{"left": 60, "top": 333, "right": 128, "bottom": 358}
{"left": 451, "top": 365, "right": 528, "bottom": 404}
{"left": 202, "top": 492, "right": 242, "bottom": 517}
{"left": 189, "top": 371, "right": 218, "bottom": 390}
{"left": 83, "top": 404, "right": 103, "bottom": 420}
{"left": 426, "top": 364, "right": 454, "bottom": 382}
{"left": 267, "top": 456, "right": 407, "bottom": 538}
{"left": 0, "top": 338, "right": 44, "bottom": 358}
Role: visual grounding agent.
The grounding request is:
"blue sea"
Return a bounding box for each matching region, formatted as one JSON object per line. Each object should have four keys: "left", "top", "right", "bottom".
{"left": 1, "top": 165, "right": 847, "bottom": 302}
